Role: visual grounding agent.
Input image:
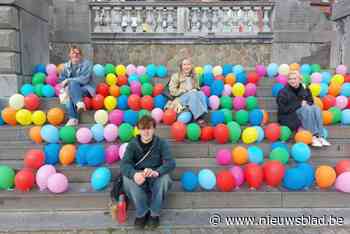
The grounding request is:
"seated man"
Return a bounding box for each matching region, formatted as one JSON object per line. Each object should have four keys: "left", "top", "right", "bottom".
{"left": 58, "top": 46, "right": 94, "bottom": 126}
{"left": 120, "top": 115, "right": 176, "bottom": 230}
{"left": 276, "top": 70, "right": 330, "bottom": 147}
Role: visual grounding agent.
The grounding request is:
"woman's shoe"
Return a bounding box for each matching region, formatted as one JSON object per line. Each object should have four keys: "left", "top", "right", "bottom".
{"left": 311, "top": 136, "right": 322, "bottom": 147}
{"left": 65, "top": 118, "right": 79, "bottom": 126}
{"left": 319, "top": 137, "right": 331, "bottom": 146}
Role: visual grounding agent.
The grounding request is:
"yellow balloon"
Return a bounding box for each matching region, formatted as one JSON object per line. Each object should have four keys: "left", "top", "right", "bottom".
{"left": 213, "top": 66, "right": 223, "bottom": 76}
{"left": 105, "top": 74, "right": 117, "bottom": 86}
{"left": 116, "top": 64, "right": 126, "bottom": 76}
{"left": 241, "top": 127, "right": 258, "bottom": 144}
{"left": 278, "top": 64, "right": 290, "bottom": 76}
{"left": 309, "top": 83, "right": 321, "bottom": 97}
{"left": 15, "top": 109, "right": 32, "bottom": 126}
{"left": 133, "top": 126, "right": 140, "bottom": 137}
{"left": 194, "top": 66, "right": 203, "bottom": 76}
{"left": 94, "top": 110, "right": 108, "bottom": 125}
{"left": 313, "top": 97, "right": 323, "bottom": 110}
{"left": 31, "top": 110, "right": 46, "bottom": 125}
{"left": 332, "top": 74, "right": 344, "bottom": 85}
{"left": 232, "top": 83, "right": 245, "bottom": 97}
{"left": 104, "top": 96, "right": 117, "bottom": 111}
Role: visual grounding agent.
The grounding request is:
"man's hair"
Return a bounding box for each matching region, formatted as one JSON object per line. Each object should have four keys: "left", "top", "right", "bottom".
{"left": 288, "top": 70, "right": 301, "bottom": 79}
{"left": 137, "top": 115, "right": 156, "bottom": 129}
{"left": 69, "top": 45, "right": 83, "bottom": 57}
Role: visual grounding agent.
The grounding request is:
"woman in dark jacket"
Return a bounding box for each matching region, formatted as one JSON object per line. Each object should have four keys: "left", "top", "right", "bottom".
{"left": 276, "top": 71, "right": 330, "bottom": 147}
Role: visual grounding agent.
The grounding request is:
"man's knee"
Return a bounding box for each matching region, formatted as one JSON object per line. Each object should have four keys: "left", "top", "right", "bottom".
{"left": 157, "top": 174, "right": 172, "bottom": 190}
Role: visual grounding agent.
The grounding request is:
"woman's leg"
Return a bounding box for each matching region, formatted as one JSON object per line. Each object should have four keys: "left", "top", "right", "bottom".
{"left": 68, "top": 80, "right": 83, "bottom": 105}
{"left": 310, "top": 105, "right": 323, "bottom": 137}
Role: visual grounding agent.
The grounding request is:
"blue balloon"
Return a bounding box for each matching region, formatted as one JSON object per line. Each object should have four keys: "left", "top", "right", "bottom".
{"left": 154, "top": 95, "right": 167, "bottom": 109}
{"left": 321, "top": 71, "right": 332, "bottom": 84}
{"left": 91, "top": 124, "right": 104, "bottom": 142}
{"left": 283, "top": 167, "right": 307, "bottom": 191}
{"left": 341, "top": 83, "right": 350, "bottom": 97}
{"left": 198, "top": 169, "right": 216, "bottom": 190}
{"left": 20, "top": 84, "right": 34, "bottom": 96}
{"left": 91, "top": 167, "right": 112, "bottom": 191}
{"left": 146, "top": 64, "right": 157, "bottom": 78}
{"left": 44, "top": 143, "right": 61, "bottom": 165}
{"left": 181, "top": 171, "right": 198, "bottom": 192}
{"left": 93, "top": 64, "right": 105, "bottom": 77}
{"left": 271, "top": 141, "right": 289, "bottom": 151}
{"left": 117, "top": 95, "right": 128, "bottom": 110}
{"left": 33, "top": 64, "right": 46, "bottom": 74}
{"left": 178, "top": 111, "right": 192, "bottom": 124}
{"left": 297, "top": 163, "right": 315, "bottom": 188}
{"left": 124, "top": 110, "right": 138, "bottom": 126}
{"left": 76, "top": 144, "right": 90, "bottom": 166}
{"left": 156, "top": 65, "right": 168, "bottom": 78}
{"left": 0, "top": 114, "right": 4, "bottom": 125}
{"left": 291, "top": 143, "right": 310, "bottom": 162}
{"left": 300, "top": 64, "right": 311, "bottom": 76}
{"left": 223, "top": 64, "right": 233, "bottom": 76}
{"left": 342, "top": 109, "right": 350, "bottom": 124}
{"left": 253, "top": 126, "right": 264, "bottom": 142}
{"left": 203, "top": 64, "right": 213, "bottom": 74}
{"left": 272, "top": 83, "right": 284, "bottom": 97}
{"left": 249, "top": 109, "right": 263, "bottom": 126}
{"left": 320, "top": 83, "right": 329, "bottom": 97}
{"left": 128, "top": 74, "right": 139, "bottom": 84}
{"left": 248, "top": 146, "right": 264, "bottom": 164}
{"left": 236, "top": 72, "right": 247, "bottom": 84}
{"left": 41, "top": 125, "right": 59, "bottom": 143}
{"left": 210, "top": 111, "right": 225, "bottom": 126}
{"left": 233, "top": 65, "right": 244, "bottom": 75}
{"left": 322, "top": 127, "right": 328, "bottom": 139}
{"left": 267, "top": 63, "right": 278, "bottom": 78}
{"left": 86, "top": 144, "right": 105, "bottom": 166}
{"left": 210, "top": 80, "right": 224, "bottom": 96}
{"left": 42, "top": 84, "right": 55, "bottom": 97}
{"left": 203, "top": 72, "right": 214, "bottom": 86}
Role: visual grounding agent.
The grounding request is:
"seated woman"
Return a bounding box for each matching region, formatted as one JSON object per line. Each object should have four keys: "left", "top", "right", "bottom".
{"left": 276, "top": 70, "right": 330, "bottom": 147}
{"left": 165, "top": 58, "right": 208, "bottom": 126}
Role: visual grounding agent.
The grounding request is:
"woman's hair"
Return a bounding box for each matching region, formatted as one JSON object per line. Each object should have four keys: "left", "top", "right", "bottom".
{"left": 178, "top": 58, "right": 195, "bottom": 78}
{"left": 69, "top": 45, "right": 83, "bottom": 57}
{"left": 137, "top": 115, "right": 156, "bottom": 129}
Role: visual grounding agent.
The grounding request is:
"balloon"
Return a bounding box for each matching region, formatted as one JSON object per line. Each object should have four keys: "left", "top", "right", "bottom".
{"left": 156, "top": 65, "right": 167, "bottom": 78}
{"left": 311, "top": 72, "right": 322, "bottom": 83}
{"left": 36, "top": 165, "right": 56, "bottom": 191}
{"left": 241, "top": 127, "right": 257, "bottom": 144}
{"left": 309, "top": 83, "right": 321, "bottom": 96}
{"left": 336, "top": 64, "right": 347, "bottom": 75}
{"left": 319, "top": 83, "right": 329, "bottom": 97}
{"left": 283, "top": 167, "right": 307, "bottom": 191}
{"left": 16, "top": 109, "right": 32, "bottom": 125}
{"left": 47, "top": 173, "right": 68, "bottom": 194}
{"left": 209, "top": 95, "right": 220, "bottom": 110}
{"left": 322, "top": 95, "right": 336, "bottom": 110}
{"left": 263, "top": 160, "right": 285, "bottom": 187}
{"left": 235, "top": 110, "right": 249, "bottom": 125}
{"left": 124, "top": 109, "right": 138, "bottom": 126}
{"left": 109, "top": 85, "right": 120, "bottom": 97}
{"left": 271, "top": 141, "right": 289, "bottom": 151}
{"left": 297, "top": 163, "right": 315, "bottom": 188}
{"left": 280, "top": 126, "right": 292, "bottom": 141}
{"left": 126, "top": 64, "right": 137, "bottom": 76}
{"left": 93, "top": 64, "right": 105, "bottom": 77}
{"left": 47, "top": 108, "right": 65, "bottom": 125}
{"left": 315, "top": 165, "right": 336, "bottom": 189}
{"left": 44, "top": 143, "right": 61, "bottom": 165}
{"left": 42, "top": 85, "right": 55, "bottom": 97}
{"left": 232, "top": 83, "right": 245, "bottom": 97}
{"left": 336, "top": 96, "right": 348, "bottom": 109}
{"left": 232, "top": 146, "right": 248, "bottom": 165}
{"left": 0, "top": 165, "right": 15, "bottom": 190}
{"left": 32, "top": 72, "right": 46, "bottom": 85}
{"left": 104, "top": 96, "right": 117, "bottom": 111}
{"left": 24, "top": 149, "right": 45, "bottom": 169}
{"left": 272, "top": 83, "right": 284, "bottom": 97}
{"left": 152, "top": 83, "right": 164, "bottom": 97}
{"left": 300, "top": 64, "right": 311, "bottom": 75}
{"left": 128, "top": 94, "right": 141, "bottom": 111}
{"left": 269, "top": 147, "right": 289, "bottom": 164}
{"left": 222, "top": 84, "right": 232, "bottom": 96}
{"left": 109, "top": 109, "right": 124, "bottom": 125}
{"left": 200, "top": 126, "right": 214, "bottom": 141}
{"left": 181, "top": 171, "right": 198, "bottom": 192}
{"left": 210, "top": 80, "right": 224, "bottom": 96}
{"left": 216, "top": 170, "right": 235, "bottom": 192}
{"left": 146, "top": 64, "right": 157, "bottom": 78}
{"left": 176, "top": 111, "right": 191, "bottom": 124}
{"left": 105, "top": 144, "right": 120, "bottom": 164}
{"left": 216, "top": 148, "right": 232, "bottom": 165}
{"left": 59, "top": 126, "right": 76, "bottom": 144}
{"left": 59, "top": 144, "right": 76, "bottom": 166}
{"left": 76, "top": 144, "right": 89, "bottom": 166}
{"left": 141, "top": 83, "right": 153, "bottom": 96}
{"left": 118, "top": 75, "right": 128, "bottom": 86}
{"left": 136, "top": 65, "right": 146, "bottom": 76}
{"left": 154, "top": 95, "right": 167, "bottom": 109}
{"left": 86, "top": 144, "right": 105, "bottom": 166}
{"left": 278, "top": 64, "right": 289, "bottom": 76}
{"left": 91, "top": 167, "right": 112, "bottom": 191}
{"left": 227, "top": 121, "right": 241, "bottom": 143}
{"left": 151, "top": 108, "right": 163, "bottom": 124}
{"left": 247, "top": 146, "right": 263, "bottom": 164}
{"left": 244, "top": 163, "right": 263, "bottom": 189}
{"left": 104, "top": 124, "right": 118, "bottom": 142}
{"left": 329, "top": 107, "right": 342, "bottom": 123}
{"left": 214, "top": 124, "right": 229, "bottom": 144}
{"left": 32, "top": 110, "right": 46, "bottom": 125}
{"left": 41, "top": 124, "right": 59, "bottom": 143}
{"left": 15, "top": 169, "right": 35, "bottom": 192}
{"left": 76, "top": 127, "right": 93, "bottom": 144}
{"left": 97, "top": 83, "right": 110, "bottom": 97}
{"left": 228, "top": 166, "right": 244, "bottom": 187}
{"left": 291, "top": 143, "right": 310, "bottom": 162}
{"left": 163, "top": 109, "right": 177, "bottom": 125}
{"left": 254, "top": 126, "right": 265, "bottom": 142}
{"left": 335, "top": 172, "right": 350, "bottom": 193}
{"left": 34, "top": 84, "right": 44, "bottom": 97}
{"left": 24, "top": 94, "right": 40, "bottom": 111}
{"left": 336, "top": 160, "right": 350, "bottom": 176}
{"left": 222, "top": 108, "right": 233, "bottom": 123}
{"left": 171, "top": 121, "right": 186, "bottom": 141}
{"left": 186, "top": 123, "right": 201, "bottom": 141}
{"left": 9, "top": 94, "right": 25, "bottom": 110}
{"left": 294, "top": 130, "right": 313, "bottom": 144}
{"left": 21, "top": 84, "right": 34, "bottom": 96}
{"left": 140, "top": 96, "right": 154, "bottom": 111}
{"left": 198, "top": 169, "right": 216, "bottom": 190}
{"left": 91, "top": 123, "right": 105, "bottom": 142}
{"left": 210, "top": 111, "right": 225, "bottom": 126}
{"left": 201, "top": 85, "right": 211, "bottom": 97}
{"left": 264, "top": 123, "right": 281, "bottom": 142}
{"left": 329, "top": 82, "right": 341, "bottom": 96}
{"left": 104, "top": 64, "right": 115, "bottom": 75}
{"left": 233, "top": 96, "right": 246, "bottom": 110}
{"left": 119, "top": 123, "right": 134, "bottom": 142}
{"left": 267, "top": 63, "right": 278, "bottom": 77}
{"left": 94, "top": 110, "right": 109, "bottom": 125}
{"left": 28, "top": 126, "right": 42, "bottom": 144}
{"left": 92, "top": 94, "right": 105, "bottom": 110}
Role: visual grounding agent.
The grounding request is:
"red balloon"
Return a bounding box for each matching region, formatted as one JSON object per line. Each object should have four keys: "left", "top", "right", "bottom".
{"left": 347, "top": 98, "right": 350, "bottom": 109}
{"left": 171, "top": 121, "right": 186, "bottom": 141}
{"left": 117, "top": 75, "right": 128, "bottom": 86}
{"left": 96, "top": 83, "right": 110, "bottom": 97}
{"left": 345, "top": 74, "right": 350, "bottom": 83}
{"left": 264, "top": 123, "right": 281, "bottom": 142}
{"left": 83, "top": 96, "right": 92, "bottom": 110}
{"left": 128, "top": 94, "right": 141, "bottom": 111}
{"left": 336, "top": 160, "right": 350, "bottom": 176}
{"left": 15, "top": 168, "right": 35, "bottom": 192}
{"left": 92, "top": 94, "right": 104, "bottom": 110}
{"left": 163, "top": 109, "right": 177, "bottom": 125}
{"left": 140, "top": 95, "right": 154, "bottom": 111}
{"left": 216, "top": 170, "right": 236, "bottom": 192}
{"left": 201, "top": 126, "right": 214, "bottom": 141}
{"left": 24, "top": 94, "right": 40, "bottom": 111}
{"left": 24, "top": 149, "right": 45, "bottom": 169}
{"left": 322, "top": 95, "right": 336, "bottom": 110}
{"left": 214, "top": 124, "right": 229, "bottom": 144}
{"left": 214, "top": 75, "right": 225, "bottom": 81}
{"left": 244, "top": 163, "right": 263, "bottom": 189}
{"left": 153, "top": 83, "right": 164, "bottom": 96}
{"left": 263, "top": 160, "right": 285, "bottom": 187}
{"left": 247, "top": 72, "right": 260, "bottom": 84}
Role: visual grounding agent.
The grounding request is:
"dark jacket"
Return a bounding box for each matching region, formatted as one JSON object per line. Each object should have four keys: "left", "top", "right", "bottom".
{"left": 276, "top": 84, "right": 314, "bottom": 131}
{"left": 120, "top": 136, "right": 176, "bottom": 180}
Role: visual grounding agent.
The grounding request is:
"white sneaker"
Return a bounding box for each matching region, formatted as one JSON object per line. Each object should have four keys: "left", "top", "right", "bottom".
{"left": 319, "top": 137, "right": 331, "bottom": 146}
{"left": 65, "top": 118, "right": 79, "bottom": 126}
{"left": 312, "top": 136, "right": 322, "bottom": 147}
{"left": 76, "top": 101, "right": 86, "bottom": 113}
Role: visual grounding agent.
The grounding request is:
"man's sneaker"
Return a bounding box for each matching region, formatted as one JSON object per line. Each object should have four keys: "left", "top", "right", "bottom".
{"left": 65, "top": 118, "right": 79, "bottom": 126}
{"left": 134, "top": 212, "right": 149, "bottom": 230}
{"left": 76, "top": 101, "right": 86, "bottom": 113}
{"left": 147, "top": 216, "right": 160, "bottom": 230}
{"left": 312, "top": 136, "right": 322, "bottom": 147}
{"left": 319, "top": 137, "right": 331, "bottom": 146}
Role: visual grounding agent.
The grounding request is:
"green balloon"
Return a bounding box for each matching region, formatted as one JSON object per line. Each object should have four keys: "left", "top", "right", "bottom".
{"left": 269, "top": 147, "right": 289, "bottom": 164}
{"left": 120, "top": 85, "right": 131, "bottom": 96}
{"left": 59, "top": 126, "right": 76, "bottom": 144}
{"left": 32, "top": 72, "right": 46, "bottom": 85}
{"left": 311, "top": 64, "right": 321, "bottom": 73}
{"left": 186, "top": 123, "right": 201, "bottom": 141}
{"left": 119, "top": 123, "right": 134, "bottom": 142}
{"left": 138, "top": 109, "right": 151, "bottom": 120}
{"left": 302, "top": 75, "right": 311, "bottom": 86}
{"left": 104, "top": 64, "right": 115, "bottom": 75}
{"left": 198, "top": 75, "right": 203, "bottom": 86}
{"left": 142, "top": 83, "right": 153, "bottom": 96}
{"left": 0, "top": 165, "right": 15, "bottom": 190}
{"left": 227, "top": 121, "right": 241, "bottom": 143}
{"left": 220, "top": 96, "right": 232, "bottom": 110}
{"left": 280, "top": 126, "right": 292, "bottom": 141}
{"left": 139, "top": 74, "right": 149, "bottom": 84}
{"left": 246, "top": 96, "right": 258, "bottom": 111}
{"left": 235, "top": 110, "right": 249, "bottom": 125}
{"left": 329, "top": 107, "right": 342, "bottom": 123}
{"left": 221, "top": 108, "right": 233, "bottom": 123}
{"left": 34, "top": 84, "right": 44, "bottom": 97}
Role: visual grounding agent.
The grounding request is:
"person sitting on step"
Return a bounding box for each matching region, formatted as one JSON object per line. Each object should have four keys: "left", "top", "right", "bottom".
{"left": 276, "top": 70, "right": 331, "bottom": 147}
{"left": 58, "top": 45, "right": 94, "bottom": 126}
{"left": 165, "top": 58, "right": 209, "bottom": 127}
{"left": 120, "top": 115, "right": 176, "bottom": 230}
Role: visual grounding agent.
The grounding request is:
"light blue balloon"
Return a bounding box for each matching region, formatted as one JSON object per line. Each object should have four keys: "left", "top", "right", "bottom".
{"left": 20, "top": 84, "right": 34, "bottom": 96}
{"left": 342, "top": 109, "right": 350, "bottom": 124}
{"left": 223, "top": 64, "right": 233, "bottom": 76}
{"left": 291, "top": 143, "right": 311, "bottom": 163}
{"left": 203, "top": 64, "right": 213, "bottom": 74}
{"left": 181, "top": 171, "right": 198, "bottom": 192}
{"left": 210, "top": 111, "right": 225, "bottom": 126}
{"left": 178, "top": 111, "right": 192, "bottom": 124}
{"left": 42, "top": 84, "right": 55, "bottom": 97}
{"left": 320, "top": 83, "right": 329, "bottom": 97}
{"left": 341, "top": 83, "right": 350, "bottom": 97}
{"left": 248, "top": 146, "right": 264, "bottom": 164}
{"left": 283, "top": 167, "right": 307, "bottom": 191}
{"left": 41, "top": 124, "right": 59, "bottom": 143}
{"left": 300, "top": 64, "right": 311, "bottom": 76}
{"left": 86, "top": 144, "right": 105, "bottom": 167}
{"left": 146, "top": 64, "right": 157, "bottom": 78}
{"left": 156, "top": 65, "right": 168, "bottom": 78}
{"left": 0, "top": 114, "right": 4, "bottom": 125}
{"left": 321, "top": 71, "right": 332, "bottom": 84}
{"left": 117, "top": 95, "right": 128, "bottom": 110}
{"left": 253, "top": 126, "right": 264, "bottom": 142}
{"left": 203, "top": 72, "right": 214, "bottom": 86}
{"left": 124, "top": 110, "right": 138, "bottom": 126}
{"left": 44, "top": 143, "right": 61, "bottom": 165}
{"left": 198, "top": 169, "right": 216, "bottom": 190}
{"left": 271, "top": 141, "right": 289, "bottom": 151}
{"left": 128, "top": 74, "right": 139, "bottom": 84}
{"left": 249, "top": 109, "right": 263, "bottom": 126}
{"left": 210, "top": 80, "right": 224, "bottom": 96}
{"left": 91, "top": 167, "right": 112, "bottom": 191}
{"left": 233, "top": 65, "right": 244, "bottom": 75}
{"left": 91, "top": 124, "right": 104, "bottom": 142}
{"left": 236, "top": 72, "right": 247, "bottom": 84}
{"left": 272, "top": 83, "right": 284, "bottom": 97}
{"left": 322, "top": 128, "right": 328, "bottom": 139}
{"left": 76, "top": 144, "right": 90, "bottom": 166}
{"left": 93, "top": 64, "right": 105, "bottom": 77}
{"left": 297, "top": 163, "right": 315, "bottom": 188}
{"left": 154, "top": 95, "right": 167, "bottom": 109}
{"left": 267, "top": 63, "right": 278, "bottom": 78}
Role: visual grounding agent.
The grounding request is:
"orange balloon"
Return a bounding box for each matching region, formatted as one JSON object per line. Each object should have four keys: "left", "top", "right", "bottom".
{"left": 1, "top": 107, "right": 17, "bottom": 126}
{"left": 290, "top": 63, "right": 300, "bottom": 71}
{"left": 313, "top": 97, "right": 323, "bottom": 110}
{"left": 315, "top": 165, "right": 336, "bottom": 189}
{"left": 262, "top": 110, "right": 269, "bottom": 125}
{"left": 322, "top": 111, "right": 333, "bottom": 125}
{"left": 328, "top": 82, "right": 341, "bottom": 97}
{"left": 29, "top": 126, "right": 42, "bottom": 144}
{"left": 294, "top": 130, "right": 313, "bottom": 144}
{"left": 47, "top": 108, "right": 65, "bottom": 125}
{"left": 232, "top": 146, "right": 248, "bottom": 165}
{"left": 57, "top": 64, "right": 65, "bottom": 74}
{"left": 225, "top": 74, "right": 236, "bottom": 85}
{"left": 59, "top": 144, "right": 76, "bottom": 166}
{"left": 109, "top": 85, "right": 120, "bottom": 97}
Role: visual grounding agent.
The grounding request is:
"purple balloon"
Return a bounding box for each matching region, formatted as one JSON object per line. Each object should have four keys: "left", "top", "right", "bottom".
{"left": 222, "top": 84, "right": 232, "bottom": 96}
{"left": 126, "top": 64, "right": 137, "bottom": 76}
{"left": 109, "top": 109, "right": 124, "bottom": 125}
{"left": 233, "top": 96, "right": 246, "bottom": 110}
{"left": 105, "top": 144, "right": 120, "bottom": 164}
{"left": 216, "top": 149, "right": 231, "bottom": 165}
{"left": 209, "top": 95, "right": 220, "bottom": 110}
{"left": 136, "top": 65, "right": 146, "bottom": 76}
{"left": 46, "top": 64, "right": 57, "bottom": 75}
{"left": 36, "top": 165, "right": 57, "bottom": 191}
{"left": 104, "top": 124, "right": 118, "bottom": 142}
{"left": 229, "top": 166, "right": 245, "bottom": 187}
{"left": 151, "top": 108, "right": 164, "bottom": 123}
{"left": 47, "top": 173, "right": 69, "bottom": 194}
{"left": 255, "top": 64, "right": 266, "bottom": 77}
{"left": 276, "top": 74, "right": 288, "bottom": 86}
{"left": 336, "top": 65, "right": 347, "bottom": 75}
{"left": 335, "top": 172, "right": 350, "bottom": 193}
{"left": 76, "top": 127, "right": 93, "bottom": 144}
{"left": 245, "top": 83, "right": 257, "bottom": 97}
{"left": 130, "top": 81, "right": 142, "bottom": 96}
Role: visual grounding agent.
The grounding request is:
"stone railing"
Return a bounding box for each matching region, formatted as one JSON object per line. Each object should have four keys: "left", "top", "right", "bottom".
{"left": 89, "top": 1, "right": 274, "bottom": 40}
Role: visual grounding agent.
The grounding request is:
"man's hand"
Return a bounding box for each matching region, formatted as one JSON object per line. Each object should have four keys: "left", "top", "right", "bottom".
{"left": 301, "top": 100, "right": 308, "bottom": 106}
{"left": 133, "top": 172, "right": 145, "bottom": 185}
{"left": 61, "top": 79, "right": 69, "bottom": 88}
{"left": 143, "top": 168, "right": 159, "bottom": 178}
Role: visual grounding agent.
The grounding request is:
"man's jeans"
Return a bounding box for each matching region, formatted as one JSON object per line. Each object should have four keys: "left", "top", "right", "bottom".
{"left": 123, "top": 174, "right": 172, "bottom": 218}
{"left": 65, "top": 80, "right": 87, "bottom": 119}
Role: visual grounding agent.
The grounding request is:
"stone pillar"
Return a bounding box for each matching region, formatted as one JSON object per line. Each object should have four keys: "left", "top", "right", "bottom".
{"left": 0, "top": 0, "right": 49, "bottom": 97}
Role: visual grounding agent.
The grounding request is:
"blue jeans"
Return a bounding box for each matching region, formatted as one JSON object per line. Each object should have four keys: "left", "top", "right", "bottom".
{"left": 179, "top": 90, "right": 208, "bottom": 119}
{"left": 65, "top": 80, "right": 88, "bottom": 119}
{"left": 296, "top": 104, "right": 324, "bottom": 137}
{"left": 122, "top": 174, "right": 172, "bottom": 218}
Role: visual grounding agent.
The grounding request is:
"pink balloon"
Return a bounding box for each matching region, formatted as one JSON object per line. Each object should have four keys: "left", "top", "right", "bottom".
{"left": 47, "top": 173, "right": 68, "bottom": 194}
{"left": 109, "top": 109, "right": 124, "bottom": 125}
{"left": 151, "top": 108, "right": 164, "bottom": 123}
{"left": 245, "top": 83, "right": 257, "bottom": 97}
{"left": 311, "top": 72, "right": 322, "bottom": 83}
{"left": 46, "top": 64, "right": 57, "bottom": 75}
{"left": 36, "top": 165, "right": 57, "bottom": 191}
{"left": 255, "top": 64, "right": 266, "bottom": 77}
{"left": 216, "top": 149, "right": 231, "bottom": 165}
{"left": 46, "top": 74, "right": 58, "bottom": 86}
{"left": 336, "top": 96, "right": 348, "bottom": 109}
{"left": 105, "top": 144, "right": 120, "bottom": 164}
{"left": 233, "top": 96, "right": 246, "bottom": 110}
{"left": 54, "top": 84, "right": 61, "bottom": 96}
{"left": 119, "top": 143, "right": 128, "bottom": 160}
{"left": 336, "top": 172, "right": 350, "bottom": 193}
{"left": 76, "top": 127, "right": 93, "bottom": 144}
{"left": 130, "top": 81, "right": 142, "bottom": 96}
{"left": 336, "top": 65, "right": 348, "bottom": 75}
{"left": 136, "top": 66, "right": 146, "bottom": 76}
{"left": 222, "top": 84, "right": 232, "bottom": 96}
{"left": 276, "top": 75, "right": 288, "bottom": 85}
{"left": 104, "top": 124, "right": 118, "bottom": 142}
{"left": 209, "top": 95, "right": 220, "bottom": 110}
{"left": 229, "top": 166, "right": 245, "bottom": 187}
{"left": 126, "top": 64, "right": 137, "bottom": 76}
{"left": 201, "top": 86, "right": 211, "bottom": 97}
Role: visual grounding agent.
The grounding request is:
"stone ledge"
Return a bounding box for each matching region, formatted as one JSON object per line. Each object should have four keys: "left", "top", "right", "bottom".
{"left": 273, "top": 31, "right": 334, "bottom": 43}
{"left": 0, "top": 6, "right": 18, "bottom": 29}
{"left": 0, "top": 52, "right": 20, "bottom": 74}
{"left": 0, "top": 0, "right": 48, "bottom": 21}
{"left": 332, "top": 0, "right": 350, "bottom": 21}
{"left": 0, "top": 29, "right": 18, "bottom": 52}
{"left": 0, "top": 74, "right": 19, "bottom": 97}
